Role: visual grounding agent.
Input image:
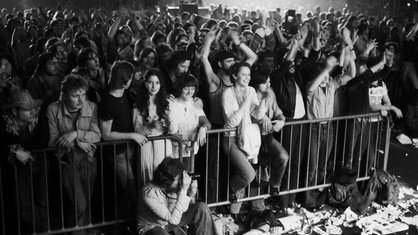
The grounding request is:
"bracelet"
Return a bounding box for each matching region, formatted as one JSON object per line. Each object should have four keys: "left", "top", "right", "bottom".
{"left": 236, "top": 42, "right": 242, "bottom": 46}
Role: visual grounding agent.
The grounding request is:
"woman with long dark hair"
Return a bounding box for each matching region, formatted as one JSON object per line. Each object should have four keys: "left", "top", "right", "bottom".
{"left": 133, "top": 68, "right": 171, "bottom": 188}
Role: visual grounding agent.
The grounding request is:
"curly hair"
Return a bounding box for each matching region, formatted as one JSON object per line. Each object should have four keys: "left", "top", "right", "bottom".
{"left": 135, "top": 68, "right": 169, "bottom": 120}
{"left": 60, "top": 73, "right": 89, "bottom": 96}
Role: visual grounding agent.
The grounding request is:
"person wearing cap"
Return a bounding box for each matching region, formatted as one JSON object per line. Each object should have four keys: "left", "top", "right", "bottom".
{"left": 46, "top": 74, "right": 101, "bottom": 229}
{"left": 0, "top": 89, "right": 49, "bottom": 233}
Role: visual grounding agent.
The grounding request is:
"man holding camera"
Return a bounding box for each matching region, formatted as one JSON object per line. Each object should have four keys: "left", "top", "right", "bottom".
{"left": 136, "top": 157, "right": 216, "bottom": 235}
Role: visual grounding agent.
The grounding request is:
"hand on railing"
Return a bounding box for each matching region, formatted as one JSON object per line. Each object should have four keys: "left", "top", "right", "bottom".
{"left": 14, "top": 148, "right": 34, "bottom": 164}
{"left": 131, "top": 133, "right": 148, "bottom": 146}
{"left": 197, "top": 126, "right": 207, "bottom": 146}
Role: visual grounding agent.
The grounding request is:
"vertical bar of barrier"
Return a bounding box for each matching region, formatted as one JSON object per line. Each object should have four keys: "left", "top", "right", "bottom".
{"left": 324, "top": 121, "right": 331, "bottom": 185}
{"left": 349, "top": 118, "right": 356, "bottom": 169}
{"left": 365, "top": 121, "right": 372, "bottom": 178}
{"left": 0, "top": 164, "right": 5, "bottom": 235}
{"left": 227, "top": 135, "right": 231, "bottom": 201}
{"left": 14, "top": 165, "right": 21, "bottom": 235}
{"left": 383, "top": 117, "right": 391, "bottom": 171}
{"left": 297, "top": 123, "right": 303, "bottom": 190}
{"left": 87, "top": 152, "right": 91, "bottom": 226}
{"left": 371, "top": 120, "right": 382, "bottom": 172}
{"left": 205, "top": 135, "right": 209, "bottom": 203}
{"left": 43, "top": 151, "right": 51, "bottom": 232}
{"left": 287, "top": 125, "right": 294, "bottom": 191}
{"left": 73, "top": 151, "right": 78, "bottom": 228}
{"left": 332, "top": 120, "right": 339, "bottom": 179}
{"left": 357, "top": 120, "right": 365, "bottom": 178}
{"left": 29, "top": 161, "right": 35, "bottom": 232}
{"left": 342, "top": 120, "right": 348, "bottom": 167}
{"left": 59, "top": 154, "right": 64, "bottom": 229}
{"left": 100, "top": 145, "right": 105, "bottom": 223}
{"left": 315, "top": 122, "right": 321, "bottom": 186}
{"left": 216, "top": 133, "right": 220, "bottom": 203}
{"left": 113, "top": 144, "right": 118, "bottom": 220}
{"left": 305, "top": 123, "right": 312, "bottom": 187}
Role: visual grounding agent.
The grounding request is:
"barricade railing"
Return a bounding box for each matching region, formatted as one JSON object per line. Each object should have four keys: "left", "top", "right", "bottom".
{"left": 0, "top": 113, "right": 391, "bottom": 234}
{"left": 0, "top": 135, "right": 182, "bottom": 235}
{"left": 201, "top": 113, "right": 391, "bottom": 207}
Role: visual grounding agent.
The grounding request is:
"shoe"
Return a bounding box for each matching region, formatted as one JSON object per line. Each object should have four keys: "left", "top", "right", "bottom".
{"left": 229, "top": 189, "right": 238, "bottom": 203}
{"left": 270, "top": 187, "right": 280, "bottom": 197}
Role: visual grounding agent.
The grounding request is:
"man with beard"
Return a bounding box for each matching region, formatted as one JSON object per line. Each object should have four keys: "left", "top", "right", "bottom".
{"left": 164, "top": 50, "right": 192, "bottom": 95}
{"left": 136, "top": 157, "right": 216, "bottom": 235}
{"left": 201, "top": 29, "right": 257, "bottom": 128}
{"left": 27, "top": 52, "right": 62, "bottom": 106}
{"left": 200, "top": 29, "right": 257, "bottom": 206}
{"left": 270, "top": 38, "right": 308, "bottom": 211}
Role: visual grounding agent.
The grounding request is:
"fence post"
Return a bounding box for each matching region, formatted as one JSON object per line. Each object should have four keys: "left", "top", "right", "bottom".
{"left": 383, "top": 116, "right": 392, "bottom": 171}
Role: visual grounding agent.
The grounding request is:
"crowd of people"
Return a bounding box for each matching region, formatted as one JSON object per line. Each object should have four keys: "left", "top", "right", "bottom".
{"left": 0, "top": 2, "right": 417, "bottom": 235}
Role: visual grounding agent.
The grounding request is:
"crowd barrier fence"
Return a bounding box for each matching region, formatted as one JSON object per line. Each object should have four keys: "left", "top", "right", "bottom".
{"left": 0, "top": 113, "right": 391, "bottom": 234}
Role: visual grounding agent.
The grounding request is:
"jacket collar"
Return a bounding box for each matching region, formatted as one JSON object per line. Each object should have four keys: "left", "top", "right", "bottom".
{"left": 58, "top": 100, "right": 92, "bottom": 120}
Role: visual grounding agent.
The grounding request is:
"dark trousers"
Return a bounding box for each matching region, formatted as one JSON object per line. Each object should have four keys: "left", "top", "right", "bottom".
{"left": 144, "top": 202, "right": 217, "bottom": 235}
{"left": 343, "top": 119, "right": 379, "bottom": 177}
{"left": 6, "top": 157, "right": 49, "bottom": 233}
{"left": 103, "top": 147, "right": 136, "bottom": 220}
{"left": 276, "top": 122, "right": 308, "bottom": 208}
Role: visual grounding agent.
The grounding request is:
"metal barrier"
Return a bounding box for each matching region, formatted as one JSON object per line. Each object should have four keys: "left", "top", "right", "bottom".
{"left": 201, "top": 113, "right": 391, "bottom": 207}
{"left": 0, "top": 135, "right": 182, "bottom": 235}
{"left": 0, "top": 114, "right": 391, "bottom": 234}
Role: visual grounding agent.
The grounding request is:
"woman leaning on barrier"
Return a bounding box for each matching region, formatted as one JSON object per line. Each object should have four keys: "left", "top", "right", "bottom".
{"left": 0, "top": 89, "right": 49, "bottom": 233}
{"left": 167, "top": 73, "right": 211, "bottom": 169}
{"left": 133, "top": 68, "right": 172, "bottom": 189}
{"left": 221, "top": 62, "right": 267, "bottom": 215}
{"left": 46, "top": 74, "right": 101, "bottom": 228}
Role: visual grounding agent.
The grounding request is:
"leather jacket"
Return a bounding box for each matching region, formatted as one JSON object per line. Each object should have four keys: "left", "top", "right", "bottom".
{"left": 271, "top": 60, "right": 306, "bottom": 119}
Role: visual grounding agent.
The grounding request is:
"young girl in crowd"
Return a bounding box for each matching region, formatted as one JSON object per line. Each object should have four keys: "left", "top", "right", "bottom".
{"left": 133, "top": 68, "right": 171, "bottom": 188}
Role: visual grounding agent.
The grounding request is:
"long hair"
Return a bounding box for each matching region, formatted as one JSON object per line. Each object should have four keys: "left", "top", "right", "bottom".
{"left": 34, "top": 52, "right": 56, "bottom": 76}
{"left": 135, "top": 68, "right": 169, "bottom": 120}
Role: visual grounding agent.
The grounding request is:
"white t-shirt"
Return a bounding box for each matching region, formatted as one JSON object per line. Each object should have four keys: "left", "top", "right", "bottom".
{"left": 293, "top": 81, "right": 306, "bottom": 119}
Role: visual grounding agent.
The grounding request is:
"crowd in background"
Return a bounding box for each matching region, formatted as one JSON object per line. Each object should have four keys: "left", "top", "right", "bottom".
{"left": 1, "top": 2, "right": 418, "bottom": 234}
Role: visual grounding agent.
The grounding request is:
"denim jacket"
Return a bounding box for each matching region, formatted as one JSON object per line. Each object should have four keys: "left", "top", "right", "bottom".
{"left": 47, "top": 100, "right": 101, "bottom": 160}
